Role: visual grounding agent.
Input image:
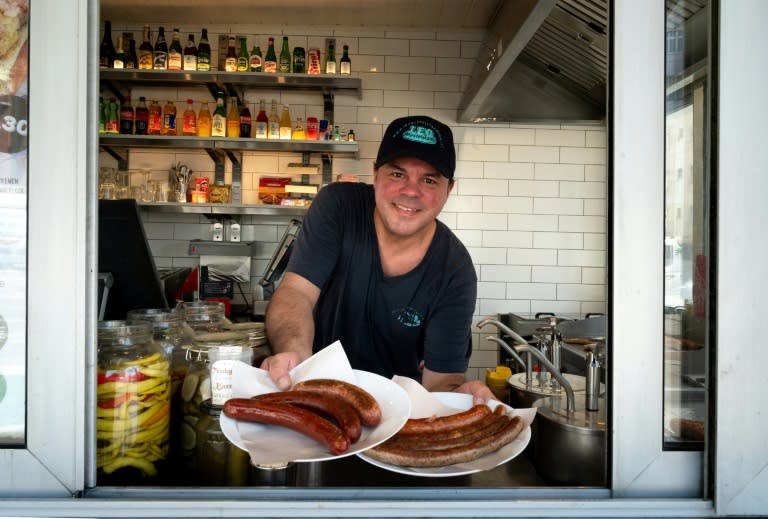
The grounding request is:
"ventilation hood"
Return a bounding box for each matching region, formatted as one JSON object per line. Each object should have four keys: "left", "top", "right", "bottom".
{"left": 459, "top": 0, "right": 608, "bottom": 123}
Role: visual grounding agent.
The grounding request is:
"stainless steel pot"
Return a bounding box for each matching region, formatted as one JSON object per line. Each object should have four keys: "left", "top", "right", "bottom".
{"left": 508, "top": 372, "right": 604, "bottom": 409}
{"left": 531, "top": 394, "right": 607, "bottom": 486}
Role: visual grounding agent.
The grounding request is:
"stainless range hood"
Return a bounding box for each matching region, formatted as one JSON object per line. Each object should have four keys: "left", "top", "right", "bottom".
{"left": 459, "top": 0, "right": 608, "bottom": 123}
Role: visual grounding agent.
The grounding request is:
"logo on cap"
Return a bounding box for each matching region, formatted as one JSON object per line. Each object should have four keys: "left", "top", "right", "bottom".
{"left": 401, "top": 124, "right": 437, "bottom": 145}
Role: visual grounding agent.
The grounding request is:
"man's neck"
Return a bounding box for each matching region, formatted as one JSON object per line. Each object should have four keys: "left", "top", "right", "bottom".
{"left": 374, "top": 214, "right": 437, "bottom": 277}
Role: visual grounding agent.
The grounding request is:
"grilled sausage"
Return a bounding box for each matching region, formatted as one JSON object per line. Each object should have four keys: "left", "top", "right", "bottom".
{"left": 396, "top": 404, "right": 492, "bottom": 436}
{"left": 293, "top": 378, "right": 382, "bottom": 427}
{"left": 383, "top": 410, "right": 509, "bottom": 451}
{"left": 252, "top": 390, "right": 362, "bottom": 443}
{"left": 223, "top": 398, "right": 350, "bottom": 455}
{"left": 365, "top": 415, "right": 524, "bottom": 467}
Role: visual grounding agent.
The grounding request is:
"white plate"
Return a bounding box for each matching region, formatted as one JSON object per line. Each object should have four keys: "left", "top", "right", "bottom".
{"left": 220, "top": 369, "right": 411, "bottom": 464}
{"left": 356, "top": 392, "right": 532, "bottom": 477}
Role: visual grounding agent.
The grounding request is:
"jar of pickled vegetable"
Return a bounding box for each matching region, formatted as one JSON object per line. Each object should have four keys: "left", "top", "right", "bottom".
{"left": 96, "top": 320, "right": 170, "bottom": 482}
{"left": 194, "top": 399, "right": 250, "bottom": 486}
{"left": 177, "top": 300, "right": 227, "bottom": 333}
{"left": 194, "top": 331, "right": 251, "bottom": 406}
{"left": 224, "top": 321, "right": 271, "bottom": 367}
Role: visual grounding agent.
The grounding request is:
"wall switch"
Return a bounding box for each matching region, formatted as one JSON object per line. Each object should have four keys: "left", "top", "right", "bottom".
{"left": 212, "top": 222, "right": 224, "bottom": 242}
{"left": 229, "top": 222, "right": 241, "bottom": 242}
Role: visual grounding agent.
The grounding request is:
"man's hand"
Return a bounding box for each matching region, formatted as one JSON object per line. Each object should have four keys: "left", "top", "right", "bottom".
{"left": 453, "top": 379, "right": 496, "bottom": 406}
{"left": 260, "top": 351, "right": 306, "bottom": 390}
{"left": 422, "top": 368, "right": 496, "bottom": 405}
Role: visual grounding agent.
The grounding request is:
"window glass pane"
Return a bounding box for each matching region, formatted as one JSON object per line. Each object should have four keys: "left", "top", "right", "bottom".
{"left": 663, "top": 0, "right": 711, "bottom": 448}
{"left": 0, "top": 2, "right": 29, "bottom": 446}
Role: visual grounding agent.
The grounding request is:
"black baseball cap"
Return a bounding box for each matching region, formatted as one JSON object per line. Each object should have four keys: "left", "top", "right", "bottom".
{"left": 374, "top": 115, "right": 456, "bottom": 180}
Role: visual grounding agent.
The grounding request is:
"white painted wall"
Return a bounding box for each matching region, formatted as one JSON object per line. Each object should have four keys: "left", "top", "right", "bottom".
{"left": 99, "top": 23, "right": 607, "bottom": 381}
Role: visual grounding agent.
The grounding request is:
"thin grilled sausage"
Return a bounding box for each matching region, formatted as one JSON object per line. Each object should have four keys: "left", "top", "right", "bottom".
{"left": 252, "top": 390, "right": 362, "bottom": 443}
{"left": 293, "top": 378, "right": 382, "bottom": 427}
{"left": 396, "top": 404, "right": 492, "bottom": 436}
{"left": 223, "top": 398, "right": 350, "bottom": 455}
{"left": 365, "top": 415, "right": 525, "bottom": 467}
{"left": 383, "top": 412, "right": 509, "bottom": 451}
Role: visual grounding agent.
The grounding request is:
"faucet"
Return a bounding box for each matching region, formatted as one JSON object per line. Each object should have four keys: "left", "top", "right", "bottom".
{"left": 484, "top": 336, "right": 527, "bottom": 371}
{"left": 478, "top": 318, "right": 533, "bottom": 388}
{"left": 548, "top": 316, "right": 562, "bottom": 393}
{"left": 514, "top": 343, "right": 575, "bottom": 414}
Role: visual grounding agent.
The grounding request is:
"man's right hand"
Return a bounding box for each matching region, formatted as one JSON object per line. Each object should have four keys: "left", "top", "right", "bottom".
{"left": 260, "top": 351, "right": 306, "bottom": 390}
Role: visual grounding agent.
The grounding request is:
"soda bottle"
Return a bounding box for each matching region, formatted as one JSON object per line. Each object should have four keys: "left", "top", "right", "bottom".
{"left": 99, "top": 20, "right": 115, "bottom": 68}
{"left": 167, "top": 28, "right": 183, "bottom": 70}
{"left": 254, "top": 99, "right": 268, "bottom": 138}
{"left": 239, "top": 104, "right": 252, "bottom": 138}
{"left": 340, "top": 44, "right": 351, "bottom": 75}
{"left": 226, "top": 97, "right": 240, "bottom": 137}
{"left": 278, "top": 36, "right": 291, "bottom": 73}
{"left": 249, "top": 45, "right": 263, "bottom": 72}
{"left": 162, "top": 100, "right": 177, "bottom": 135}
{"left": 105, "top": 97, "right": 119, "bottom": 134}
{"left": 182, "top": 99, "right": 197, "bottom": 136}
{"left": 119, "top": 96, "right": 134, "bottom": 135}
{"left": 237, "top": 38, "right": 249, "bottom": 72}
{"left": 126, "top": 37, "right": 138, "bottom": 69}
{"left": 113, "top": 35, "right": 126, "bottom": 69}
{"left": 211, "top": 95, "right": 226, "bottom": 137}
{"left": 197, "top": 100, "right": 212, "bottom": 137}
{"left": 267, "top": 99, "right": 280, "bottom": 139}
{"left": 153, "top": 26, "right": 168, "bottom": 70}
{"left": 183, "top": 34, "right": 197, "bottom": 71}
{"left": 292, "top": 117, "right": 305, "bottom": 140}
{"left": 264, "top": 37, "right": 277, "bottom": 73}
{"left": 134, "top": 97, "right": 149, "bottom": 135}
{"left": 148, "top": 99, "right": 162, "bottom": 135}
{"left": 138, "top": 25, "right": 153, "bottom": 70}
{"left": 279, "top": 104, "right": 292, "bottom": 140}
{"left": 325, "top": 43, "right": 336, "bottom": 74}
{"left": 224, "top": 35, "right": 237, "bottom": 72}
{"left": 292, "top": 47, "right": 305, "bottom": 74}
{"left": 197, "top": 28, "right": 211, "bottom": 71}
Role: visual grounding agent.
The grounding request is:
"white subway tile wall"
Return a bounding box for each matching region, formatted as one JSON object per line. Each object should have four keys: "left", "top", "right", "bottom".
{"left": 100, "top": 24, "right": 607, "bottom": 382}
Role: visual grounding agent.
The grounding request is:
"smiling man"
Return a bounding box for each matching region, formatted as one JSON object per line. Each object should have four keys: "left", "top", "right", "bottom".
{"left": 264, "top": 115, "right": 493, "bottom": 403}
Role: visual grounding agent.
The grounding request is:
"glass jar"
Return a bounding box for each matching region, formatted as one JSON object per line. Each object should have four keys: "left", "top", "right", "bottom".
{"left": 96, "top": 320, "right": 170, "bottom": 482}
{"left": 177, "top": 300, "right": 227, "bottom": 333}
{"left": 194, "top": 331, "right": 252, "bottom": 406}
{"left": 224, "top": 321, "right": 272, "bottom": 367}
{"left": 194, "top": 399, "right": 250, "bottom": 486}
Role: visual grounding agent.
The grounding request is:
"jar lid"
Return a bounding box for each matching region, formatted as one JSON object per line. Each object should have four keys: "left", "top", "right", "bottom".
{"left": 97, "top": 320, "right": 153, "bottom": 341}
{"left": 225, "top": 322, "right": 265, "bottom": 333}
{"left": 199, "top": 398, "right": 222, "bottom": 417}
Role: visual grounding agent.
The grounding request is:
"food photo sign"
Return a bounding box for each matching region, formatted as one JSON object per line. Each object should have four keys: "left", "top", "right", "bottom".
{"left": 0, "top": 0, "right": 28, "bottom": 445}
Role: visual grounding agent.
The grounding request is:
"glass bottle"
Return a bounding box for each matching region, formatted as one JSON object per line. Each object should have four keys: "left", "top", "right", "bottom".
{"left": 237, "top": 37, "right": 249, "bottom": 72}
{"left": 292, "top": 117, "right": 305, "bottom": 140}
{"left": 112, "top": 35, "right": 125, "bottom": 69}
{"left": 224, "top": 35, "right": 237, "bottom": 72}
{"left": 153, "top": 26, "right": 168, "bottom": 70}
{"left": 98, "top": 97, "right": 105, "bottom": 134}
{"left": 162, "top": 100, "right": 177, "bottom": 136}
{"left": 96, "top": 321, "right": 170, "bottom": 482}
{"left": 211, "top": 95, "right": 227, "bottom": 137}
{"left": 138, "top": 25, "right": 153, "bottom": 70}
{"left": 239, "top": 103, "right": 252, "bottom": 138}
{"left": 134, "top": 96, "right": 149, "bottom": 135}
{"left": 339, "top": 44, "right": 351, "bottom": 75}
{"left": 254, "top": 99, "right": 268, "bottom": 139}
{"left": 182, "top": 99, "right": 197, "bottom": 136}
{"left": 167, "top": 28, "right": 183, "bottom": 71}
{"left": 249, "top": 45, "right": 262, "bottom": 72}
{"left": 197, "top": 100, "right": 212, "bottom": 137}
{"left": 264, "top": 37, "right": 277, "bottom": 73}
{"left": 148, "top": 99, "right": 162, "bottom": 135}
{"left": 278, "top": 36, "right": 291, "bottom": 73}
{"left": 183, "top": 34, "right": 197, "bottom": 71}
{"left": 119, "top": 96, "right": 134, "bottom": 135}
{"left": 105, "top": 97, "right": 119, "bottom": 135}
{"left": 226, "top": 97, "right": 240, "bottom": 138}
{"left": 292, "top": 47, "right": 305, "bottom": 74}
{"left": 197, "top": 28, "right": 211, "bottom": 71}
{"left": 279, "top": 104, "right": 292, "bottom": 140}
{"left": 126, "top": 37, "right": 138, "bottom": 69}
{"left": 194, "top": 399, "right": 250, "bottom": 486}
{"left": 325, "top": 43, "right": 336, "bottom": 74}
{"left": 99, "top": 20, "right": 116, "bottom": 68}
{"left": 178, "top": 300, "right": 226, "bottom": 333}
{"left": 267, "top": 99, "right": 280, "bottom": 139}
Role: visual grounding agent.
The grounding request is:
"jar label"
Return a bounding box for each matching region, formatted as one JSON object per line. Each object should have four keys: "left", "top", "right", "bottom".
{"left": 210, "top": 359, "right": 236, "bottom": 406}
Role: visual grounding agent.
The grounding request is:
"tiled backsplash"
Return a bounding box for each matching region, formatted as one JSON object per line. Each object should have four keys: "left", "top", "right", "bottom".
{"left": 100, "top": 24, "right": 607, "bottom": 382}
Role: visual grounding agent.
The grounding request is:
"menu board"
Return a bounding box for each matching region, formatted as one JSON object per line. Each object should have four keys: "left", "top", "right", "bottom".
{"left": 0, "top": 0, "right": 28, "bottom": 445}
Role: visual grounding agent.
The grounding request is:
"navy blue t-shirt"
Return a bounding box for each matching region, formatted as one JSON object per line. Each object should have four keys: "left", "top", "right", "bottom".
{"left": 285, "top": 182, "right": 477, "bottom": 381}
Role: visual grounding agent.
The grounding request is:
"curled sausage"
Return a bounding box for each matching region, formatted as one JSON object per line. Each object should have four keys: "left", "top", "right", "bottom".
{"left": 223, "top": 398, "right": 350, "bottom": 455}
{"left": 252, "top": 390, "right": 362, "bottom": 443}
{"left": 396, "top": 404, "right": 492, "bottom": 436}
{"left": 293, "top": 378, "right": 382, "bottom": 427}
{"left": 384, "top": 411, "right": 509, "bottom": 451}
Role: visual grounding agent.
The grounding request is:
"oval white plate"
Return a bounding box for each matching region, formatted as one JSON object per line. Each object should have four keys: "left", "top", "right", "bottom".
{"left": 356, "top": 392, "right": 532, "bottom": 477}
{"left": 220, "top": 369, "right": 411, "bottom": 464}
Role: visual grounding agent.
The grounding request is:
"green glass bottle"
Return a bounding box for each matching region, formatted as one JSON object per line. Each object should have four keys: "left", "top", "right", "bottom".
{"left": 197, "top": 28, "right": 211, "bottom": 71}
{"left": 212, "top": 94, "right": 227, "bottom": 137}
{"left": 278, "top": 36, "right": 291, "bottom": 73}
{"left": 264, "top": 37, "right": 277, "bottom": 72}
{"left": 237, "top": 37, "right": 249, "bottom": 72}
{"left": 249, "top": 45, "right": 262, "bottom": 72}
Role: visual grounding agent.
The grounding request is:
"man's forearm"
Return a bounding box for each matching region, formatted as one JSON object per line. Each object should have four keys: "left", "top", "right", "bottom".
{"left": 264, "top": 276, "right": 317, "bottom": 360}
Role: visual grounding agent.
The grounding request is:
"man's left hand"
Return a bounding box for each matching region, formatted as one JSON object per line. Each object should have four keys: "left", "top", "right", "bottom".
{"left": 454, "top": 380, "right": 496, "bottom": 405}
